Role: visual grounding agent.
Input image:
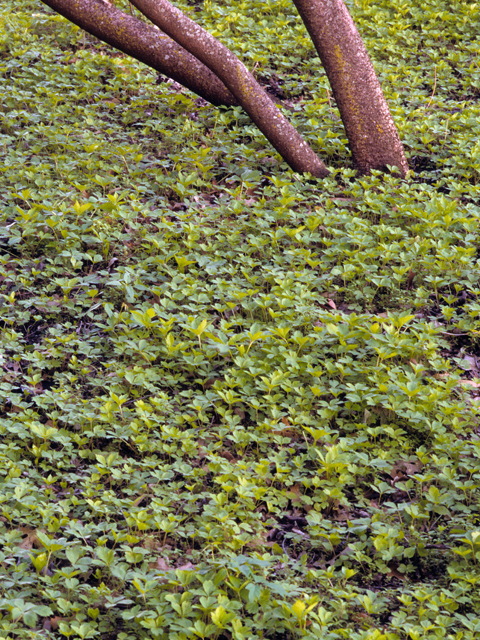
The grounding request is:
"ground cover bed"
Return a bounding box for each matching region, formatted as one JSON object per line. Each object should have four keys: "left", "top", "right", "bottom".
{"left": 1, "top": 0, "right": 480, "bottom": 637}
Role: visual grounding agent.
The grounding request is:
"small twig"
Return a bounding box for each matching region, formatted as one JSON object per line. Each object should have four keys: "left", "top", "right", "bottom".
{"left": 443, "top": 117, "right": 450, "bottom": 143}
{"left": 123, "top": 392, "right": 155, "bottom": 406}
{"left": 282, "top": 537, "right": 291, "bottom": 559}
{"left": 424, "top": 543, "right": 450, "bottom": 550}
{"left": 326, "top": 87, "right": 334, "bottom": 119}
{"left": 438, "top": 331, "right": 469, "bottom": 336}
{"left": 425, "top": 65, "right": 437, "bottom": 110}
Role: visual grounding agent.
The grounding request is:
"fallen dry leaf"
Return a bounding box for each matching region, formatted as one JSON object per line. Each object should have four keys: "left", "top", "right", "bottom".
{"left": 459, "top": 379, "right": 480, "bottom": 389}
{"left": 387, "top": 568, "right": 407, "bottom": 581}
{"left": 390, "top": 459, "right": 423, "bottom": 479}
{"left": 288, "top": 483, "right": 303, "bottom": 504}
{"left": 43, "top": 616, "right": 68, "bottom": 631}
{"left": 176, "top": 562, "right": 196, "bottom": 572}
{"left": 155, "top": 558, "right": 170, "bottom": 571}
{"left": 18, "top": 527, "right": 43, "bottom": 550}
{"left": 219, "top": 449, "right": 236, "bottom": 462}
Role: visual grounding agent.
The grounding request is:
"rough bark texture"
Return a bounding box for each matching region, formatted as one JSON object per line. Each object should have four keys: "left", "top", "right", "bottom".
{"left": 40, "top": 0, "right": 237, "bottom": 106}
{"left": 292, "top": 0, "right": 408, "bottom": 176}
{"left": 129, "top": 0, "right": 330, "bottom": 178}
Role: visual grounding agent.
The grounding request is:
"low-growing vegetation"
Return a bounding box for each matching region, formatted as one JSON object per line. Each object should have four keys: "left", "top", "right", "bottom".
{"left": 1, "top": 0, "right": 480, "bottom": 638}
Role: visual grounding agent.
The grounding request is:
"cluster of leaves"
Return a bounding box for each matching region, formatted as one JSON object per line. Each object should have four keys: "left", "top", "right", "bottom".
{"left": 1, "top": 0, "right": 480, "bottom": 638}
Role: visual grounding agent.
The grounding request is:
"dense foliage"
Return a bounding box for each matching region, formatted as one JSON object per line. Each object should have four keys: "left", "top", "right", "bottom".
{"left": 1, "top": 0, "right": 480, "bottom": 638}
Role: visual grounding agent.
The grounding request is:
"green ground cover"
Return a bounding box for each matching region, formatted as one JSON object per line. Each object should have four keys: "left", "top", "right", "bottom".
{"left": 1, "top": 0, "right": 480, "bottom": 637}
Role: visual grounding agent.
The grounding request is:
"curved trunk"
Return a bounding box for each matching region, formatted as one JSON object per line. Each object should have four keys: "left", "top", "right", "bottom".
{"left": 40, "top": 0, "right": 237, "bottom": 106}
{"left": 129, "top": 0, "right": 330, "bottom": 178}
{"left": 293, "top": 0, "right": 408, "bottom": 176}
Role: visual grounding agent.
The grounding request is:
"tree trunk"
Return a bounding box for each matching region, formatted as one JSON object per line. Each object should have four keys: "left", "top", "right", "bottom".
{"left": 292, "top": 0, "right": 408, "bottom": 176}
{"left": 40, "top": 0, "right": 237, "bottom": 106}
{"left": 129, "top": 0, "right": 330, "bottom": 178}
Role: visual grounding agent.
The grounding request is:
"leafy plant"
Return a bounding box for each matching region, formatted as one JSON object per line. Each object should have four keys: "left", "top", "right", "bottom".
{"left": 1, "top": 0, "right": 480, "bottom": 638}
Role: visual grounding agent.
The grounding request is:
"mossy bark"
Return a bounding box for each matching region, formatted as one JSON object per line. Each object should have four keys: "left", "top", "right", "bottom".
{"left": 128, "top": 0, "right": 330, "bottom": 178}
{"left": 40, "top": 0, "right": 237, "bottom": 106}
{"left": 293, "top": 0, "right": 408, "bottom": 176}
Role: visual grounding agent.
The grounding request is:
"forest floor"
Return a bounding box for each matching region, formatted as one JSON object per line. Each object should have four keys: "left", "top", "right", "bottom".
{"left": 1, "top": 0, "right": 480, "bottom": 638}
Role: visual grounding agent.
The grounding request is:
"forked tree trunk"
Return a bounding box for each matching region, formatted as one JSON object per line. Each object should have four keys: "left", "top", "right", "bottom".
{"left": 129, "top": 0, "right": 330, "bottom": 178}
{"left": 293, "top": 0, "right": 408, "bottom": 176}
{"left": 40, "top": 0, "right": 407, "bottom": 179}
{"left": 40, "top": 0, "right": 237, "bottom": 106}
